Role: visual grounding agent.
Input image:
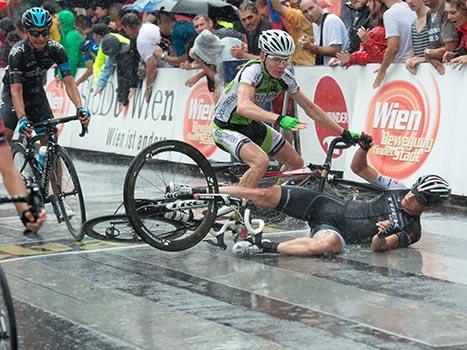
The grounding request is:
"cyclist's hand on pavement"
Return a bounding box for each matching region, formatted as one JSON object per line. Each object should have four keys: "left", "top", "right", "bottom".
{"left": 341, "top": 129, "right": 361, "bottom": 144}
{"left": 77, "top": 107, "right": 91, "bottom": 127}
{"left": 20, "top": 208, "right": 46, "bottom": 232}
{"left": 18, "top": 117, "right": 33, "bottom": 137}
{"left": 276, "top": 115, "right": 306, "bottom": 131}
{"left": 359, "top": 132, "right": 373, "bottom": 151}
{"left": 375, "top": 220, "right": 393, "bottom": 239}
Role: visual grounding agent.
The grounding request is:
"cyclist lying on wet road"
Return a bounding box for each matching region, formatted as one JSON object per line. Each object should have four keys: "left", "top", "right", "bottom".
{"left": 218, "top": 134, "right": 452, "bottom": 256}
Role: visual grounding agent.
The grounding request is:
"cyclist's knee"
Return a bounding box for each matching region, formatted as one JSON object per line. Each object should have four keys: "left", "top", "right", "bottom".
{"left": 308, "top": 232, "right": 343, "bottom": 255}
{"left": 247, "top": 152, "right": 269, "bottom": 172}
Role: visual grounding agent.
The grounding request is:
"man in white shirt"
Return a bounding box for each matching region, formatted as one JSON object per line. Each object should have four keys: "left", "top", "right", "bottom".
{"left": 121, "top": 13, "right": 161, "bottom": 102}
{"left": 373, "top": 0, "right": 416, "bottom": 88}
{"left": 298, "top": 0, "right": 349, "bottom": 65}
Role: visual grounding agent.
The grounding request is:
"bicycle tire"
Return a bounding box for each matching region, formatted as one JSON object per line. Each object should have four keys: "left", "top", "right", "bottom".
{"left": 10, "top": 142, "right": 37, "bottom": 183}
{"left": 50, "top": 146, "right": 86, "bottom": 241}
{"left": 0, "top": 267, "right": 17, "bottom": 350}
{"left": 124, "top": 140, "right": 219, "bottom": 251}
{"left": 83, "top": 214, "right": 142, "bottom": 243}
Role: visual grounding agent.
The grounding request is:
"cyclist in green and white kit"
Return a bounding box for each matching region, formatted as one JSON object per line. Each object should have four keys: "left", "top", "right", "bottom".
{"left": 212, "top": 29, "right": 360, "bottom": 188}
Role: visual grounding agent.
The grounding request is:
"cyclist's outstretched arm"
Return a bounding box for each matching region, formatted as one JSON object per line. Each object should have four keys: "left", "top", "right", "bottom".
{"left": 291, "top": 90, "right": 344, "bottom": 135}
{"left": 236, "top": 84, "right": 280, "bottom": 123}
{"left": 350, "top": 146, "right": 378, "bottom": 183}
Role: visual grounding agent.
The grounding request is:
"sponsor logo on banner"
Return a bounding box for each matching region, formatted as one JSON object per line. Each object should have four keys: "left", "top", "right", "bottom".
{"left": 183, "top": 81, "right": 216, "bottom": 158}
{"left": 45, "top": 80, "right": 69, "bottom": 136}
{"left": 313, "top": 76, "right": 349, "bottom": 158}
{"left": 364, "top": 79, "right": 441, "bottom": 179}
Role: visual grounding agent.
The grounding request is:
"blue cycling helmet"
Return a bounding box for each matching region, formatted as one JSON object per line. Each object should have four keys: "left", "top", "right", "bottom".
{"left": 22, "top": 7, "right": 52, "bottom": 29}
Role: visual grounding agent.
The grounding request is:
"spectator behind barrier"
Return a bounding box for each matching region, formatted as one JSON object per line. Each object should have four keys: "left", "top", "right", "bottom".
{"left": 189, "top": 29, "right": 243, "bottom": 101}
{"left": 263, "top": 0, "right": 316, "bottom": 65}
{"left": 152, "top": 11, "right": 197, "bottom": 67}
{"left": 42, "top": 1, "right": 61, "bottom": 43}
{"left": 405, "top": 0, "right": 430, "bottom": 73}
{"left": 231, "top": 1, "right": 271, "bottom": 59}
{"left": 121, "top": 13, "right": 161, "bottom": 103}
{"left": 346, "top": 0, "right": 373, "bottom": 53}
{"left": 415, "top": 0, "right": 460, "bottom": 74}
{"left": 330, "top": 0, "right": 388, "bottom": 66}
{"left": 98, "top": 34, "right": 139, "bottom": 109}
{"left": 89, "top": 23, "right": 110, "bottom": 85}
{"left": 75, "top": 14, "right": 100, "bottom": 86}
{"left": 443, "top": 0, "right": 467, "bottom": 69}
{"left": 371, "top": 0, "right": 415, "bottom": 88}
{"left": 93, "top": 0, "right": 111, "bottom": 26}
{"left": 299, "top": 0, "right": 349, "bottom": 65}
{"left": 58, "top": 10, "right": 85, "bottom": 77}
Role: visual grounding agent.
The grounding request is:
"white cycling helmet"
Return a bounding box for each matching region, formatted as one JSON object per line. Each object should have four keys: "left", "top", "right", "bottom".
{"left": 411, "top": 174, "right": 451, "bottom": 206}
{"left": 258, "top": 29, "right": 295, "bottom": 57}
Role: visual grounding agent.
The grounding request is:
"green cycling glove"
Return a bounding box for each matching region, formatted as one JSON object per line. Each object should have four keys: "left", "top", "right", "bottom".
{"left": 341, "top": 129, "right": 361, "bottom": 144}
{"left": 276, "top": 114, "right": 299, "bottom": 131}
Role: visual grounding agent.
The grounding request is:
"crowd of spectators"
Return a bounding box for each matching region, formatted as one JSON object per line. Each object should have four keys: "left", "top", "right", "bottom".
{"left": 0, "top": 0, "right": 466, "bottom": 108}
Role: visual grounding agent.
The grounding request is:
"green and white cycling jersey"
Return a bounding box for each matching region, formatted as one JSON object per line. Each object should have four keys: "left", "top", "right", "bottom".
{"left": 214, "top": 59, "right": 299, "bottom": 125}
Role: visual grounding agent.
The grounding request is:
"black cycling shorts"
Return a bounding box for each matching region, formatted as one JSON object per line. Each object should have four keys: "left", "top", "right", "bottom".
{"left": 276, "top": 185, "right": 346, "bottom": 238}
{"left": 0, "top": 88, "right": 53, "bottom": 131}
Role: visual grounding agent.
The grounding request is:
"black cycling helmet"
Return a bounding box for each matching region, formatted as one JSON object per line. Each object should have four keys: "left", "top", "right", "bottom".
{"left": 22, "top": 7, "right": 53, "bottom": 29}
{"left": 411, "top": 174, "right": 451, "bottom": 206}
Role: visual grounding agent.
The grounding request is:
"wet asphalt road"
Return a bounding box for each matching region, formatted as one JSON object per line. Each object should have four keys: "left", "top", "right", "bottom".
{"left": 1, "top": 151, "right": 467, "bottom": 350}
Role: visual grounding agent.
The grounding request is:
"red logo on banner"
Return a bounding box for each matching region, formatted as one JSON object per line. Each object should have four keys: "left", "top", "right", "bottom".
{"left": 364, "top": 80, "right": 441, "bottom": 180}
{"left": 45, "top": 80, "right": 70, "bottom": 136}
{"left": 313, "top": 76, "right": 349, "bottom": 158}
{"left": 183, "top": 82, "right": 217, "bottom": 158}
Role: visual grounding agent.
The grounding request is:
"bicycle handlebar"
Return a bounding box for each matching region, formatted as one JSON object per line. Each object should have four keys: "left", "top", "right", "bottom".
{"left": 29, "top": 115, "right": 88, "bottom": 138}
{"left": 0, "top": 182, "right": 42, "bottom": 216}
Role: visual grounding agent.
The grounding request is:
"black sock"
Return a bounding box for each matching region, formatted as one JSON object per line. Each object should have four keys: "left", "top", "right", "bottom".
{"left": 261, "top": 240, "right": 279, "bottom": 253}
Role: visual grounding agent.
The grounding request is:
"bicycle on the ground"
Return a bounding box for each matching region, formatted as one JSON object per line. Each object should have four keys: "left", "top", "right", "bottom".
{"left": 84, "top": 137, "right": 381, "bottom": 251}
{"left": 11, "top": 116, "right": 88, "bottom": 240}
{"left": 0, "top": 182, "right": 42, "bottom": 350}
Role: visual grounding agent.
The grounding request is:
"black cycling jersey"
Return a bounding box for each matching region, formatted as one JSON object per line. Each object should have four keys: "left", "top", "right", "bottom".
{"left": 3, "top": 39, "right": 71, "bottom": 94}
{"left": 277, "top": 186, "right": 421, "bottom": 248}
{"left": 0, "top": 39, "right": 72, "bottom": 130}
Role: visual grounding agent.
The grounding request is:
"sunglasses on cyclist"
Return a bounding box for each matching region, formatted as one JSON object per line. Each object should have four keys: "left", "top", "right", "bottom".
{"left": 266, "top": 55, "right": 290, "bottom": 65}
{"left": 28, "top": 29, "right": 50, "bottom": 38}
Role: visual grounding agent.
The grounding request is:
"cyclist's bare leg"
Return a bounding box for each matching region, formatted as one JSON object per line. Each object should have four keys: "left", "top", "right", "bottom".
{"left": 273, "top": 141, "right": 304, "bottom": 170}
{"left": 277, "top": 232, "right": 342, "bottom": 256}
{"left": 220, "top": 185, "right": 282, "bottom": 209}
{"left": 237, "top": 142, "right": 270, "bottom": 188}
{"left": 4, "top": 127, "right": 14, "bottom": 143}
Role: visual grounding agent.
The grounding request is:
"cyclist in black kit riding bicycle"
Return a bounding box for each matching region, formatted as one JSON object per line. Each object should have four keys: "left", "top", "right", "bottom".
{"left": 0, "top": 7, "right": 90, "bottom": 143}
{"left": 216, "top": 134, "right": 452, "bottom": 256}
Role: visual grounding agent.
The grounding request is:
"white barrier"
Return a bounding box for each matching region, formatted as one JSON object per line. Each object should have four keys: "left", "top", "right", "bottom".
{"left": 2, "top": 63, "right": 465, "bottom": 195}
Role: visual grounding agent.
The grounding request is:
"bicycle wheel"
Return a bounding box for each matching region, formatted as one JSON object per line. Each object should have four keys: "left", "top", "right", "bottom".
{"left": 124, "top": 140, "right": 219, "bottom": 251}
{"left": 0, "top": 268, "right": 17, "bottom": 350}
{"left": 83, "top": 214, "right": 142, "bottom": 243}
{"left": 10, "top": 142, "right": 36, "bottom": 182}
{"left": 50, "top": 146, "right": 86, "bottom": 241}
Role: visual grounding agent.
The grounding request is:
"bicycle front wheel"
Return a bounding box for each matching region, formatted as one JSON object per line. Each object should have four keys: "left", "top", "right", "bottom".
{"left": 124, "top": 140, "right": 218, "bottom": 251}
{"left": 10, "top": 141, "right": 36, "bottom": 182}
{"left": 307, "top": 176, "right": 383, "bottom": 201}
{"left": 0, "top": 267, "right": 17, "bottom": 350}
{"left": 83, "top": 214, "right": 142, "bottom": 243}
{"left": 50, "top": 146, "right": 86, "bottom": 240}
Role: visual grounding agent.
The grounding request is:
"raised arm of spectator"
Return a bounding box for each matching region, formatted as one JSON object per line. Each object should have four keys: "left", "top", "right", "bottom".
{"left": 96, "top": 55, "right": 116, "bottom": 92}
{"left": 372, "top": 36, "right": 399, "bottom": 88}
{"left": 75, "top": 60, "right": 93, "bottom": 86}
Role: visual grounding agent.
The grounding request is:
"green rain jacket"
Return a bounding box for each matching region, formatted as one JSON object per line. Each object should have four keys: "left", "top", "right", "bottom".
{"left": 58, "top": 10, "right": 85, "bottom": 77}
